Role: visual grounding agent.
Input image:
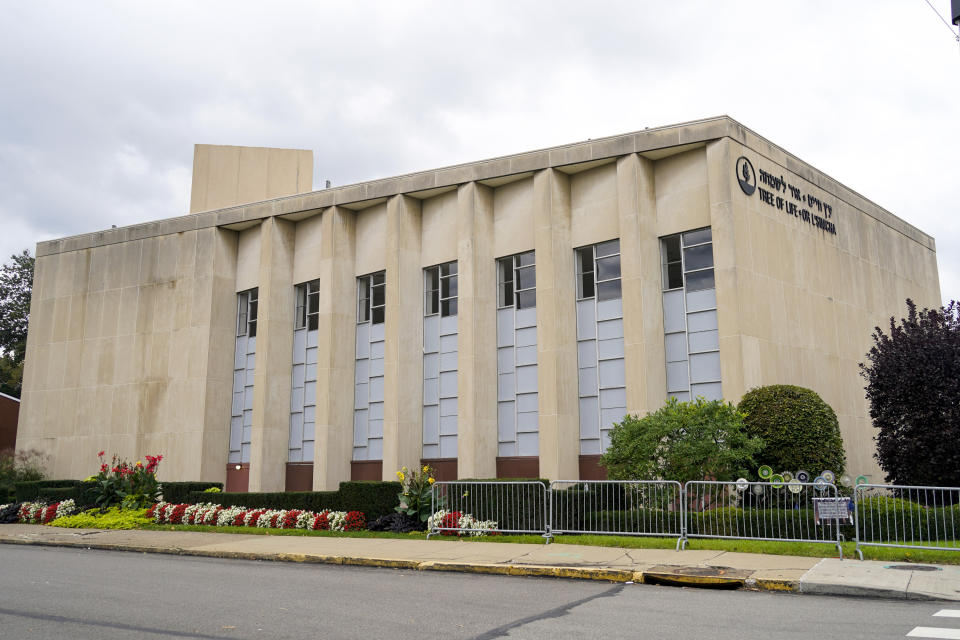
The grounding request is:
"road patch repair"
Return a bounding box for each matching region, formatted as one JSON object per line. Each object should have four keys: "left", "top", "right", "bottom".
{"left": 0, "top": 524, "right": 957, "bottom": 600}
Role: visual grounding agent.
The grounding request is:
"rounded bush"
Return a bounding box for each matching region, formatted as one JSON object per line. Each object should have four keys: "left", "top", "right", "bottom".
{"left": 737, "top": 385, "right": 846, "bottom": 478}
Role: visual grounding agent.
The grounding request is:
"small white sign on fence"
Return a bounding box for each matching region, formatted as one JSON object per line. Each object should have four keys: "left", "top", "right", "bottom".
{"left": 813, "top": 497, "right": 853, "bottom": 524}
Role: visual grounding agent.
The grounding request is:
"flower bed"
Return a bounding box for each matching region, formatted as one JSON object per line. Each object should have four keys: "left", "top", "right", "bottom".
{"left": 427, "top": 509, "right": 499, "bottom": 536}
{"left": 147, "top": 502, "right": 367, "bottom": 532}
{"left": 17, "top": 499, "right": 76, "bottom": 524}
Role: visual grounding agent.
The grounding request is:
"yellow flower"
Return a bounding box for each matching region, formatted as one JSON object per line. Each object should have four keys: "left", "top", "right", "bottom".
{"left": 422, "top": 465, "right": 429, "bottom": 473}
{"left": 397, "top": 471, "right": 405, "bottom": 482}
{"left": 402, "top": 466, "right": 408, "bottom": 472}
{"left": 428, "top": 477, "right": 435, "bottom": 484}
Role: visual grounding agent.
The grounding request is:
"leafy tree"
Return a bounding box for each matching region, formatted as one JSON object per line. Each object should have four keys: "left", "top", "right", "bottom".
{"left": 600, "top": 397, "right": 763, "bottom": 482}
{"left": 860, "top": 299, "right": 960, "bottom": 486}
{"left": 0, "top": 249, "right": 33, "bottom": 395}
{"left": 738, "top": 385, "right": 846, "bottom": 478}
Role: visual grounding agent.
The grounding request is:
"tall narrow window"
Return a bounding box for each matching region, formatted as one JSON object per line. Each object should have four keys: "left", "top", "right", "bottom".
{"left": 423, "top": 261, "right": 458, "bottom": 461}
{"left": 496, "top": 251, "right": 539, "bottom": 463}
{"left": 230, "top": 287, "right": 258, "bottom": 466}
{"left": 290, "top": 280, "right": 320, "bottom": 466}
{"left": 354, "top": 272, "right": 385, "bottom": 462}
{"left": 660, "top": 227, "right": 721, "bottom": 401}
{"left": 574, "top": 240, "right": 626, "bottom": 456}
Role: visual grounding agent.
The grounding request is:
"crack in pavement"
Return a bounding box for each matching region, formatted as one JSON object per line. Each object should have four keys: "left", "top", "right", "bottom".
{"left": 469, "top": 583, "right": 625, "bottom": 639}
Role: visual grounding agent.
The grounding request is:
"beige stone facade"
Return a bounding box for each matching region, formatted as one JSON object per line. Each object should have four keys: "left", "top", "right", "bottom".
{"left": 17, "top": 117, "right": 940, "bottom": 488}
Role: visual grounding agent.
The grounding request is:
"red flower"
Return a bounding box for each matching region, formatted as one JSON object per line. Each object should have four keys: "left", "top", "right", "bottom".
{"left": 312, "top": 511, "right": 330, "bottom": 530}
{"left": 97, "top": 451, "right": 105, "bottom": 457}
{"left": 344, "top": 511, "right": 366, "bottom": 531}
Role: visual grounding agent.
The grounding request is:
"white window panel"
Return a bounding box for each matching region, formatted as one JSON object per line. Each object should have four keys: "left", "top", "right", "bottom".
{"left": 665, "top": 333, "right": 687, "bottom": 363}
{"left": 578, "top": 367, "right": 598, "bottom": 397}
{"left": 229, "top": 417, "right": 243, "bottom": 450}
{"left": 516, "top": 365, "right": 538, "bottom": 394}
{"left": 423, "top": 315, "right": 440, "bottom": 353}
{"left": 423, "top": 378, "right": 439, "bottom": 405}
{"left": 370, "top": 340, "right": 385, "bottom": 360}
{"left": 515, "top": 307, "right": 536, "bottom": 329}
{"left": 666, "top": 362, "right": 689, "bottom": 393}
{"left": 439, "top": 334, "right": 458, "bottom": 354}
{"left": 304, "top": 405, "right": 315, "bottom": 424}
{"left": 686, "top": 289, "right": 717, "bottom": 313}
{"left": 440, "top": 415, "right": 457, "bottom": 436}
{"left": 289, "top": 414, "right": 304, "bottom": 448}
{"left": 234, "top": 338, "right": 246, "bottom": 369}
{"left": 689, "top": 352, "right": 722, "bottom": 384}
{"left": 600, "top": 428, "right": 612, "bottom": 452}
{"left": 517, "top": 393, "right": 538, "bottom": 413}
{"left": 306, "top": 330, "right": 318, "bottom": 348}
{"left": 423, "top": 405, "right": 440, "bottom": 444}
{"left": 246, "top": 336, "right": 256, "bottom": 355}
{"left": 240, "top": 443, "right": 251, "bottom": 463}
{"left": 596, "top": 298, "right": 623, "bottom": 321}
{"left": 354, "top": 383, "right": 368, "bottom": 409}
{"left": 497, "top": 372, "right": 515, "bottom": 402}
{"left": 687, "top": 309, "right": 719, "bottom": 333}
{"left": 370, "top": 322, "right": 385, "bottom": 342}
{"left": 579, "top": 397, "right": 599, "bottom": 439}
{"left": 246, "top": 352, "right": 256, "bottom": 370}
{"left": 423, "top": 353, "right": 440, "bottom": 378}
{"left": 576, "top": 301, "right": 597, "bottom": 340}
{"left": 353, "top": 445, "right": 368, "bottom": 461}
{"left": 368, "top": 401, "right": 384, "bottom": 421}
{"left": 292, "top": 364, "right": 306, "bottom": 389}
{"left": 597, "top": 337, "right": 625, "bottom": 361}
{"left": 233, "top": 371, "right": 245, "bottom": 391}
{"left": 439, "top": 371, "right": 458, "bottom": 398}
{"left": 601, "top": 407, "right": 626, "bottom": 429}
{"left": 497, "top": 309, "right": 514, "bottom": 348}
{"left": 577, "top": 340, "right": 597, "bottom": 369}
{"left": 439, "top": 435, "right": 457, "bottom": 458}
{"left": 498, "top": 441, "right": 516, "bottom": 457}
{"left": 244, "top": 367, "right": 255, "bottom": 387}
{"left": 598, "top": 359, "right": 626, "bottom": 389}
{"left": 241, "top": 424, "right": 252, "bottom": 443}
{"left": 353, "top": 410, "right": 368, "bottom": 446}
{"left": 515, "top": 327, "right": 537, "bottom": 348}
{"left": 517, "top": 432, "right": 539, "bottom": 457}
{"left": 498, "top": 401, "right": 516, "bottom": 441}
{"left": 423, "top": 443, "right": 439, "bottom": 459}
{"left": 440, "top": 397, "right": 458, "bottom": 417}
{"left": 304, "top": 382, "right": 316, "bottom": 406}
{"left": 600, "top": 387, "right": 626, "bottom": 409}
{"left": 369, "top": 355, "right": 384, "bottom": 378}
{"left": 497, "top": 347, "right": 514, "bottom": 375}
{"left": 243, "top": 409, "right": 253, "bottom": 427}
{"left": 305, "top": 363, "right": 317, "bottom": 383}
{"left": 669, "top": 391, "right": 690, "bottom": 402}
{"left": 243, "top": 391, "right": 254, "bottom": 411}
{"left": 302, "top": 442, "right": 314, "bottom": 462}
{"left": 662, "top": 290, "right": 686, "bottom": 333}
{"left": 292, "top": 330, "right": 307, "bottom": 364}
{"left": 440, "top": 314, "right": 458, "bottom": 336}
{"left": 303, "top": 421, "right": 314, "bottom": 441}
{"left": 304, "top": 346, "right": 317, "bottom": 365}
{"left": 580, "top": 438, "right": 601, "bottom": 455}
{"left": 232, "top": 392, "right": 244, "bottom": 416}
{"left": 515, "top": 345, "right": 537, "bottom": 366}
{"left": 354, "top": 359, "right": 369, "bottom": 384}
{"left": 355, "top": 323, "right": 370, "bottom": 358}
{"left": 688, "top": 329, "right": 719, "bottom": 353}
{"left": 369, "top": 376, "right": 384, "bottom": 402}
{"left": 368, "top": 438, "right": 383, "bottom": 460}
{"left": 439, "top": 351, "right": 458, "bottom": 373}
{"left": 368, "top": 419, "right": 383, "bottom": 438}
{"left": 517, "top": 411, "right": 538, "bottom": 433}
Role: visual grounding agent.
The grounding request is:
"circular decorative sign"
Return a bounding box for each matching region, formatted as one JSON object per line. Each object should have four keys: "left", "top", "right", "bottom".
{"left": 781, "top": 471, "right": 794, "bottom": 483}
{"left": 758, "top": 465, "right": 773, "bottom": 480}
{"left": 770, "top": 474, "right": 785, "bottom": 489}
{"left": 814, "top": 476, "right": 829, "bottom": 492}
{"left": 735, "top": 156, "right": 756, "bottom": 196}
{"left": 821, "top": 470, "right": 836, "bottom": 484}
{"left": 796, "top": 470, "right": 810, "bottom": 483}
{"left": 787, "top": 479, "right": 802, "bottom": 494}
{"left": 736, "top": 478, "right": 749, "bottom": 492}
{"left": 855, "top": 475, "right": 869, "bottom": 486}
{"left": 840, "top": 475, "right": 853, "bottom": 488}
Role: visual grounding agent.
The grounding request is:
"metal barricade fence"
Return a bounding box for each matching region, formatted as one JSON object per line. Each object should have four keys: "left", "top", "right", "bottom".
{"left": 681, "top": 480, "right": 846, "bottom": 557}
{"left": 550, "top": 480, "right": 683, "bottom": 539}
{"left": 427, "top": 481, "right": 550, "bottom": 539}
{"left": 853, "top": 484, "right": 960, "bottom": 559}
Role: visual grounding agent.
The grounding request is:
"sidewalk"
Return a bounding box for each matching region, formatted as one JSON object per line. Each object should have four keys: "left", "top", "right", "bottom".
{"left": 1, "top": 524, "right": 957, "bottom": 601}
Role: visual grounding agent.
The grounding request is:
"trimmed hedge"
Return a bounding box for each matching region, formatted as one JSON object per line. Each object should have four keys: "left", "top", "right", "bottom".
{"left": 160, "top": 482, "right": 222, "bottom": 504}
{"left": 15, "top": 480, "right": 86, "bottom": 502}
{"left": 188, "top": 481, "right": 401, "bottom": 519}
{"left": 37, "top": 486, "right": 81, "bottom": 502}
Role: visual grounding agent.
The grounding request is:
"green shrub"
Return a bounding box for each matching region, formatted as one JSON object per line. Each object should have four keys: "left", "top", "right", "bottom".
{"left": 738, "top": 385, "right": 846, "bottom": 478}
{"left": 601, "top": 397, "right": 762, "bottom": 482}
{"left": 38, "top": 486, "right": 80, "bottom": 502}
{"left": 49, "top": 507, "right": 153, "bottom": 530}
{"left": 1, "top": 450, "right": 46, "bottom": 502}
{"left": 15, "top": 479, "right": 84, "bottom": 502}
{"left": 161, "top": 481, "right": 223, "bottom": 504}
{"left": 188, "top": 481, "right": 401, "bottom": 519}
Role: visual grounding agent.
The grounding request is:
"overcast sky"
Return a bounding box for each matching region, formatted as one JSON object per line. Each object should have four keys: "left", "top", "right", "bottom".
{"left": 1, "top": 1, "right": 957, "bottom": 307}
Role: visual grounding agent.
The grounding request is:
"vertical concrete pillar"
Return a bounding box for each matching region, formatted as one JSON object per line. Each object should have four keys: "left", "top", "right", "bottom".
{"left": 312, "top": 206, "right": 357, "bottom": 490}
{"left": 198, "top": 228, "right": 238, "bottom": 481}
{"left": 617, "top": 153, "right": 667, "bottom": 416}
{"left": 382, "top": 195, "right": 424, "bottom": 479}
{"left": 706, "top": 139, "right": 746, "bottom": 402}
{"left": 456, "top": 182, "right": 497, "bottom": 479}
{"left": 248, "top": 217, "right": 296, "bottom": 492}
{"left": 533, "top": 169, "right": 579, "bottom": 481}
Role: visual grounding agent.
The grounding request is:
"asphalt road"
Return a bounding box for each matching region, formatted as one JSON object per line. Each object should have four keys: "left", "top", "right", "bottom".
{"left": 0, "top": 544, "right": 953, "bottom": 639}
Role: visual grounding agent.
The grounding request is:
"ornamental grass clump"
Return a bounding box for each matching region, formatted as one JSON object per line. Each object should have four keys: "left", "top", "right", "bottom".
{"left": 395, "top": 464, "right": 440, "bottom": 526}
{"left": 92, "top": 451, "right": 163, "bottom": 509}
